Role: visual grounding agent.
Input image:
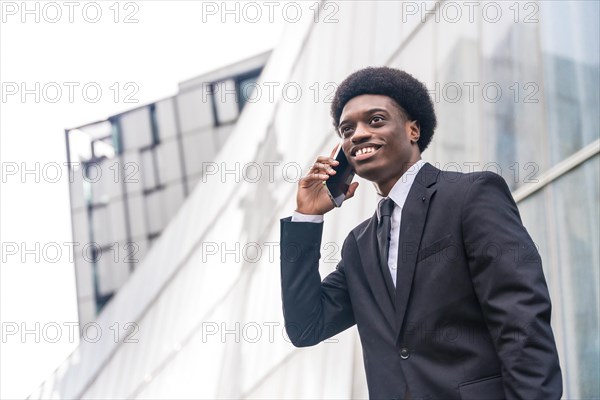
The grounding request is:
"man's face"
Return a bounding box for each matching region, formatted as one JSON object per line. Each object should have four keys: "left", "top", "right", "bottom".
{"left": 338, "top": 94, "right": 419, "bottom": 189}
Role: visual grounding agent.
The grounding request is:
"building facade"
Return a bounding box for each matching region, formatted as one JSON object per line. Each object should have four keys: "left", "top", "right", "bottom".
{"left": 66, "top": 52, "right": 270, "bottom": 326}
{"left": 32, "top": 1, "right": 598, "bottom": 398}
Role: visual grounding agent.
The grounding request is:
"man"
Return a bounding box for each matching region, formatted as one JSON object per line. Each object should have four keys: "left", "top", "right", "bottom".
{"left": 279, "top": 67, "right": 562, "bottom": 399}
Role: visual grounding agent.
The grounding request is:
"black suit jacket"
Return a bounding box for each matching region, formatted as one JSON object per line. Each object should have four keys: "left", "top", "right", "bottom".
{"left": 280, "top": 162, "right": 562, "bottom": 400}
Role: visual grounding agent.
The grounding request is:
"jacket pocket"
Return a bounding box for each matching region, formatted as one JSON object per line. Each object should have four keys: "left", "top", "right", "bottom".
{"left": 459, "top": 374, "right": 504, "bottom": 400}
{"left": 417, "top": 233, "right": 454, "bottom": 262}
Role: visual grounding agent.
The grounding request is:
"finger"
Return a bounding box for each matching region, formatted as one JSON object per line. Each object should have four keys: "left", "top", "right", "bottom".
{"left": 315, "top": 155, "right": 339, "bottom": 166}
{"left": 301, "top": 172, "right": 329, "bottom": 185}
{"left": 344, "top": 182, "right": 359, "bottom": 199}
{"left": 309, "top": 161, "right": 337, "bottom": 175}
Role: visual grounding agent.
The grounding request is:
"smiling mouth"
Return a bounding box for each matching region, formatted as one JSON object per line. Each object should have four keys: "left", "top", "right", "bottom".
{"left": 352, "top": 145, "right": 382, "bottom": 161}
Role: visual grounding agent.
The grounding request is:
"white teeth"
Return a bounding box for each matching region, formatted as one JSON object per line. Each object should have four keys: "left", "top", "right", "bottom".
{"left": 357, "top": 147, "right": 375, "bottom": 156}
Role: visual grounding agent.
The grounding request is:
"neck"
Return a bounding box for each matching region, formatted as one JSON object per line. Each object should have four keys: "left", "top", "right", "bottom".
{"left": 375, "top": 157, "right": 422, "bottom": 197}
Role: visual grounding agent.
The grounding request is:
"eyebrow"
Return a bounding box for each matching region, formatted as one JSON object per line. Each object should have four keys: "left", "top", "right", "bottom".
{"left": 338, "top": 107, "right": 390, "bottom": 128}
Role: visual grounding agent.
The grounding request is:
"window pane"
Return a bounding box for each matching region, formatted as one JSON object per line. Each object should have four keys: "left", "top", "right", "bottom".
{"left": 540, "top": 1, "right": 600, "bottom": 165}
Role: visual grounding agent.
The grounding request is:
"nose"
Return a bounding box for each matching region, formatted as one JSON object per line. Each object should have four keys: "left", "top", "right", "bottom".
{"left": 351, "top": 123, "right": 371, "bottom": 144}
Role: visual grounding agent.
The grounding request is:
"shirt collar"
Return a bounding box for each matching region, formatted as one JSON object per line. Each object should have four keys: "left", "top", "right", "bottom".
{"left": 376, "top": 159, "right": 427, "bottom": 222}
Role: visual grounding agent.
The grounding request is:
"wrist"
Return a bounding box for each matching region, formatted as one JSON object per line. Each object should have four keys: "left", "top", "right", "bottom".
{"left": 292, "top": 210, "right": 324, "bottom": 223}
{"left": 294, "top": 208, "right": 323, "bottom": 216}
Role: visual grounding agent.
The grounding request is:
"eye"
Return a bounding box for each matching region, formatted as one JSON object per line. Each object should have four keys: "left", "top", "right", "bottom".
{"left": 340, "top": 126, "right": 354, "bottom": 137}
{"left": 370, "top": 115, "right": 384, "bottom": 124}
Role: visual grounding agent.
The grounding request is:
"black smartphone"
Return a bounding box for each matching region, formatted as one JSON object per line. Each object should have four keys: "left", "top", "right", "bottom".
{"left": 325, "top": 145, "right": 355, "bottom": 207}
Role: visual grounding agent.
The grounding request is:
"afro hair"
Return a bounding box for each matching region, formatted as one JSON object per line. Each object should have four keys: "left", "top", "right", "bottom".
{"left": 330, "top": 67, "right": 437, "bottom": 153}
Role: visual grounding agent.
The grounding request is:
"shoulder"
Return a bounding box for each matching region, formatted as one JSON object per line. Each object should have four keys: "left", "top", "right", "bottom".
{"left": 436, "top": 167, "right": 508, "bottom": 192}
{"left": 426, "top": 165, "right": 513, "bottom": 212}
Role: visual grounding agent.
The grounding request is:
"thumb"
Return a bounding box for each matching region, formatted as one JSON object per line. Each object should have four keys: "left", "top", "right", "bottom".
{"left": 345, "top": 182, "right": 359, "bottom": 199}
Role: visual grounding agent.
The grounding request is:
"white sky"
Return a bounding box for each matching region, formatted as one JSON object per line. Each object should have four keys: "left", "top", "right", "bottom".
{"left": 0, "top": 1, "right": 289, "bottom": 398}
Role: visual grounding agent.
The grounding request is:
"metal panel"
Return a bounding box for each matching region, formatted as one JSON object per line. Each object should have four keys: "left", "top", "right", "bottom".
{"left": 120, "top": 107, "right": 154, "bottom": 151}
{"left": 182, "top": 130, "right": 218, "bottom": 177}
{"left": 121, "top": 150, "right": 143, "bottom": 196}
{"left": 96, "top": 245, "right": 130, "bottom": 296}
{"left": 108, "top": 199, "right": 127, "bottom": 243}
{"left": 176, "top": 87, "right": 214, "bottom": 134}
{"left": 89, "top": 160, "right": 108, "bottom": 206}
{"left": 163, "top": 181, "right": 185, "bottom": 223}
{"left": 74, "top": 256, "right": 94, "bottom": 300}
{"left": 128, "top": 236, "right": 149, "bottom": 267}
{"left": 213, "top": 125, "right": 234, "bottom": 152}
{"left": 156, "top": 139, "right": 183, "bottom": 184}
{"left": 77, "top": 298, "right": 96, "bottom": 327}
{"left": 71, "top": 209, "right": 90, "bottom": 250}
{"left": 126, "top": 193, "right": 147, "bottom": 240}
{"left": 107, "top": 156, "right": 124, "bottom": 201}
{"left": 155, "top": 98, "right": 178, "bottom": 140}
{"left": 91, "top": 206, "right": 110, "bottom": 247}
{"left": 145, "top": 189, "right": 165, "bottom": 234}
{"left": 140, "top": 148, "right": 158, "bottom": 191}
{"left": 69, "top": 166, "right": 86, "bottom": 211}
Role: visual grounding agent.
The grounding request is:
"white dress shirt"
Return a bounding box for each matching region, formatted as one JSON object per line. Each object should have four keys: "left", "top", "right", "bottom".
{"left": 292, "top": 159, "right": 427, "bottom": 287}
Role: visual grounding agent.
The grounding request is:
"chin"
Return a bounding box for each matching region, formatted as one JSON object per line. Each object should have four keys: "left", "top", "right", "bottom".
{"left": 356, "top": 159, "right": 401, "bottom": 184}
{"left": 354, "top": 165, "right": 382, "bottom": 183}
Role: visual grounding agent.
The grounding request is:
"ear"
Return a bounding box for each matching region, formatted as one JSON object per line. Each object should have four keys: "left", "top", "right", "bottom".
{"left": 406, "top": 120, "right": 420, "bottom": 144}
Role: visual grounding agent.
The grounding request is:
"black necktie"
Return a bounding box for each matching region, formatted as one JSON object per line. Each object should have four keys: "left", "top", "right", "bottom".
{"left": 377, "top": 197, "right": 396, "bottom": 300}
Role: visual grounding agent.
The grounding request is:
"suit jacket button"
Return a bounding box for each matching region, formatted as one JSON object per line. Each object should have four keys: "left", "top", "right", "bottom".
{"left": 399, "top": 347, "right": 410, "bottom": 359}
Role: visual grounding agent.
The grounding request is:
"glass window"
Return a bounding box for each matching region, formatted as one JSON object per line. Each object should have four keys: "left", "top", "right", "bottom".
{"left": 518, "top": 154, "right": 599, "bottom": 398}
{"left": 213, "top": 79, "right": 239, "bottom": 125}
{"left": 238, "top": 76, "right": 258, "bottom": 109}
{"left": 549, "top": 155, "right": 599, "bottom": 398}
{"left": 540, "top": 1, "right": 600, "bottom": 165}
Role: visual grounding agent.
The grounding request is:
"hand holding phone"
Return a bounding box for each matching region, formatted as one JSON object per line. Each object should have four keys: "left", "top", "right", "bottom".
{"left": 295, "top": 143, "right": 359, "bottom": 216}
{"left": 325, "top": 144, "right": 356, "bottom": 207}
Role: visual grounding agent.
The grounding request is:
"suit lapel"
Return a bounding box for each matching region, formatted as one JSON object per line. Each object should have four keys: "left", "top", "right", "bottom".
{"left": 394, "top": 163, "right": 440, "bottom": 342}
{"left": 355, "top": 214, "right": 397, "bottom": 332}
